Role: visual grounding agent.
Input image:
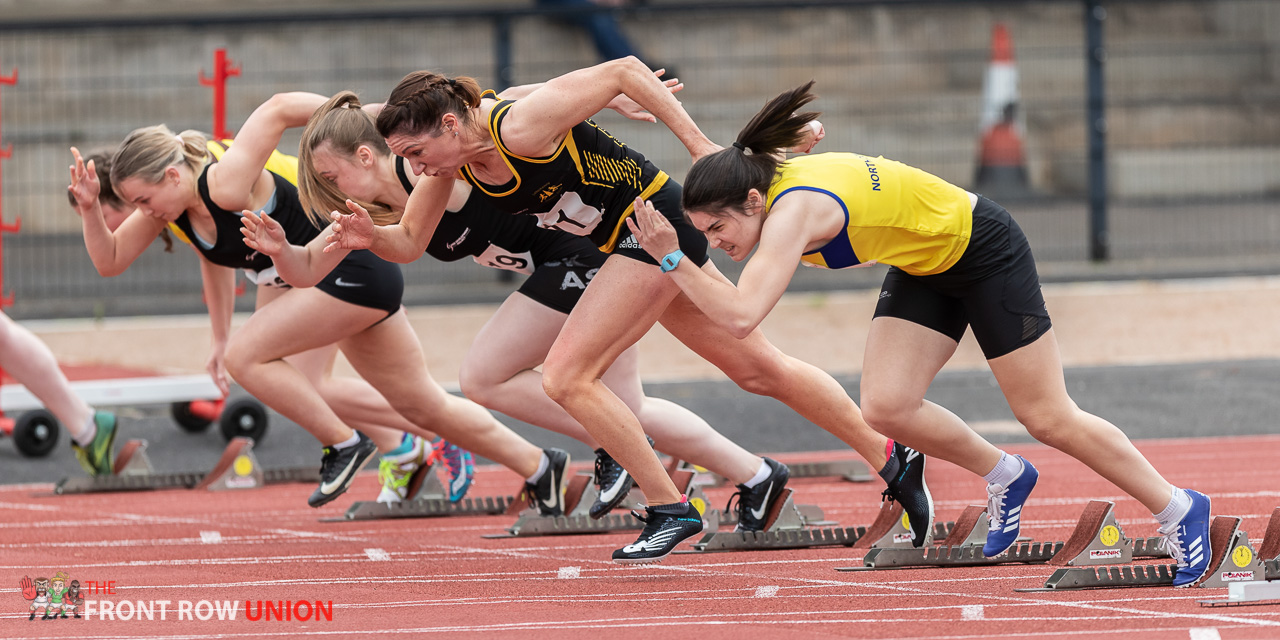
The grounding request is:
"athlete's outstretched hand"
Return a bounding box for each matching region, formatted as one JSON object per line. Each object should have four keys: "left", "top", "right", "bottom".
{"left": 240, "top": 210, "right": 287, "bottom": 256}
{"left": 67, "top": 147, "right": 101, "bottom": 213}
{"left": 324, "top": 200, "right": 374, "bottom": 253}
{"left": 607, "top": 69, "right": 684, "bottom": 123}
{"left": 625, "top": 197, "right": 680, "bottom": 265}
{"left": 20, "top": 576, "right": 36, "bottom": 601}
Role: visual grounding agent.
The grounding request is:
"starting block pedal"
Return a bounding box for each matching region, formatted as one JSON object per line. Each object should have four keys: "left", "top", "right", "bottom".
{"left": 485, "top": 466, "right": 709, "bottom": 538}
{"left": 844, "top": 500, "right": 1167, "bottom": 571}
{"left": 340, "top": 460, "right": 512, "bottom": 521}
{"left": 55, "top": 438, "right": 317, "bottom": 495}
{"left": 682, "top": 488, "right": 832, "bottom": 553}
{"left": 1018, "top": 515, "right": 1265, "bottom": 591}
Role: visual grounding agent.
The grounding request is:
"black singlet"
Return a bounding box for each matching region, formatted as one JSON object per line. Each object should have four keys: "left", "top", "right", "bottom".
{"left": 179, "top": 165, "right": 317, "bottom": 270}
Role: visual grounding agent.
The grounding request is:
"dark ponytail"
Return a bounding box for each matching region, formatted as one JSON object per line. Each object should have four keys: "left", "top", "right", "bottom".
{"left": 682, "top": 81, "right": 820, "bottom": 216}
{"left": 376, "top": 70, "right": 483, "bottom": 139}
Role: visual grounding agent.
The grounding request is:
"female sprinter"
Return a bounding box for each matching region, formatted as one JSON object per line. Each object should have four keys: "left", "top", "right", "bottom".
{"left": 66, "top": 147, "right": 472, "bottom": 504}
{"left": 242, "top": 89, "right": 798, "bottom": 526}
{"left": 68, "top": 93, "right": 569, "bottom": 512}
{"left": 324, "top": 59, "right": 934, "bottom": 564}
{"left": 626, "top": 81, "right": 1214, "bottom": 587}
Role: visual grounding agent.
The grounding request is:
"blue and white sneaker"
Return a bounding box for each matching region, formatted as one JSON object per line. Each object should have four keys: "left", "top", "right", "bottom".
{"left": 983, "top": 455, "right": 1038, "bottom": 557}
{"left": 1159, "top": 489, "right": 1213, "bottom": 587}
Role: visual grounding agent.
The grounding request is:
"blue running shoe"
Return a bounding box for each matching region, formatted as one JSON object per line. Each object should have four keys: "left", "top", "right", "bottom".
{"left": 982, "top": 455, "right": 1038, "bottom": 557}
{"left": 1160, "top": 489, "right": 1213, "bottom": 587}
{"left": 432, "top": 439, "right": 475, "bottom": 503}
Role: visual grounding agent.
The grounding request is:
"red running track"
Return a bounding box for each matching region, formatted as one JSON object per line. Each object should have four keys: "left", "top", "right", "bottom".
{"left": 2, "top": 435, "right": 1279, "bottom": 639}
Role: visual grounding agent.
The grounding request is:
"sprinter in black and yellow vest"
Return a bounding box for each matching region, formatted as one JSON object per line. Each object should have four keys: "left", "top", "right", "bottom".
{"left": 627, "top": 81, "right": 1216, "bottom": 588}
{"left": 68, "top": 93, "right": 539, "bottom": 510}
{"left": 324, "top": 58, "right": 934, "bottom": 564}
{"left": 244, "top": 88, "right": 807, "bottom": 526}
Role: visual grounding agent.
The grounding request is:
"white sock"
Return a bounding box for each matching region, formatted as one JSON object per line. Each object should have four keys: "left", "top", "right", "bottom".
{"left": 525, "top": 451, "right": 550, "bottom": 484}
{"left": 1154, "top": 486, "right": 1193, "bottom": 528}
{"left": 983, "top": 452, "right": 1024, "bottom": 487}
{"left": 73, "top": 415, "right": 97, "bottom": 447}
{"left": 332, "top": 433, "right": 361, "bottom": 450}
{"left": 742, "top": 459, "right": 772, "bottom": 488}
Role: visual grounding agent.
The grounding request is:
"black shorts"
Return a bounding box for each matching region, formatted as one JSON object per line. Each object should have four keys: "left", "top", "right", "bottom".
{"left": 610, "top": 180, "right": 710, "bottom": 269}
{"left": 316, "top": 249, "right": 404, "bottom": 315}
{"left": 519, "top": 250, "right": 608, "bottom": 314}
{"left": 872, "top": 196, "right": 1051, "bottom": 359}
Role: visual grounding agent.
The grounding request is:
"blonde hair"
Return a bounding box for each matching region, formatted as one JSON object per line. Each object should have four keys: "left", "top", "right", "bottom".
{"left": 110, "top": 125, "right": 209, "bottom": 187}
{"left": 298, "top": 92, "right": 402, "bottom": 228}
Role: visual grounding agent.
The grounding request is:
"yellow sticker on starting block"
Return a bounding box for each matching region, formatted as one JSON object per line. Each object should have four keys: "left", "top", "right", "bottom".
{"left": 1099, "top": 524, "right": 1120, "bottom": 547}
{"left": 233, "top": 454, "right": 254, "bottom": 477}
{"left": 901, "top": 513, "right": 911, "bottom": 531}
{"left": 1232, "top": 544, "right": 1254, "bottom": 568}
{"left": 689, "top": 497, "right": 706, "bottom": 515}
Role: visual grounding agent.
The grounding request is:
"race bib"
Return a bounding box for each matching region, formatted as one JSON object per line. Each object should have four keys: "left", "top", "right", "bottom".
{"left": 534, "top": 191, "right": 603, "bottom": 236}
{"left": 473, "top": 244, "right": 534, "bottom": 275}
{"left": 242, "top": 266, "right": 291, "bottom": 289}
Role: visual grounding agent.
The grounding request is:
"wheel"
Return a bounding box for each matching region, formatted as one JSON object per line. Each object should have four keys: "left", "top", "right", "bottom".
{"left": 14, "top": 410, "right": 60, "bottom": 458}
{"left": 219, "top": 398, "right": 269, "bottom": 443}
{"left": 170, "top": 401, "right": 214, "bottom": 433}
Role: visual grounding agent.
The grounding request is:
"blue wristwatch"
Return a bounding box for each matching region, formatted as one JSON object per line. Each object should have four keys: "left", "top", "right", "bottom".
{"left": 660, "top": 249, "right": 685, "bottom": 273}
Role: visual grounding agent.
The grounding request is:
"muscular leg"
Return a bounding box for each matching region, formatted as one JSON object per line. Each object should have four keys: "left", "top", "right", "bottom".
{"left": 989, "top": 329, "right": 1173, "bottom": 511}
{"left": 658, "top": 261, "right": 890, "bottom": 472}
{"left": 0, "top": 312, "right": 93, "bottom": 439}
{"left": 860, "top": 316, "right": 1003, "bottom": 476}
{"left": 338, "top": 309, "right": 542, "bottom": 478}
{"left": 543, "top": 255, "right": 684, "bottom": 505}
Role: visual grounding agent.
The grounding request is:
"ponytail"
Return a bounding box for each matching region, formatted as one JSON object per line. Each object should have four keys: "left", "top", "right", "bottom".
{"left": 376, "top": 70, "right": 483, "bottom": 139}
{"left": 682, "top": 81, "right": 820, "bottom": 215}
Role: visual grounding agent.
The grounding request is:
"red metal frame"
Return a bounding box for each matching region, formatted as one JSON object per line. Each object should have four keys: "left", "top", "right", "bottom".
{"left": 0, "top": 64, "right": 18, "bottom": 427}
{"left": 198, "top": 48, "right": 241, "bottom": 141}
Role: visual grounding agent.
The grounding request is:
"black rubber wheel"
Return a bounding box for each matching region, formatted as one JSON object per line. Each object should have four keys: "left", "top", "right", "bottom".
{"left": 170, "top": 401, "right": 214, "bottom": 433}
{"left": 14, "top": 409, "right": 60, "bottom": 458}
{"left": 219, "top": 398, "right": 269, "bottom": 443}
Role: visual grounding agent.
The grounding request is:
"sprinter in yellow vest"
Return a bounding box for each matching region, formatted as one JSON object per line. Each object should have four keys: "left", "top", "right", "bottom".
{"left": 627, "top": 81, "right": 1215, "bottom": 588}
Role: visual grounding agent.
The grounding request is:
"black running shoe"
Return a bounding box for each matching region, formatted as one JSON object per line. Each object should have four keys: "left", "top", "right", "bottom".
{"left": 612, "top": 499, "right": 704, "bottom": 564}
{"left": 308, "top": 431, "right": 378, "bottom": 508}
{"left": 726, "top": 457, "right": 790, "bottom": 532}
{"left": 882, "top": 441, "right": 935, "bottom": 547}
{"left": 525, "top": 448, "right": 570, "bottom": 516}
{"left": 589, "top": 448, "right": 634, "bottom": 519}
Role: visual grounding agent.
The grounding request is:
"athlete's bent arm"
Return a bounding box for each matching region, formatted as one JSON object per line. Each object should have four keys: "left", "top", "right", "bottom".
{"left": 69, "top": 148, "right": 166, "bottom": 276}
{"left": 241, "top": 209, "right": 349, "bottom": 287}
{"left": 329, "top": 177, "right": 452, "bottom": 262}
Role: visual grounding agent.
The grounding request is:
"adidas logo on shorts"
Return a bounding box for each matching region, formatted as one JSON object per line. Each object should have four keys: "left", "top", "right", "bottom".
{"left": 616, "top": 235, "right": 642, "bottom": 250}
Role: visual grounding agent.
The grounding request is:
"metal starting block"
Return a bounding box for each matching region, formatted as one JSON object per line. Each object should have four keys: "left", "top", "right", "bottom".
{"left": 664, "top": 457, "right": 872, "bottom": 489}
{"left": 681, "top": 487, "right": 842, "bottom": 553}
{"left": 55, "top": 437, "right": 311, "bottom": 494}
{"left": 844, "top": 500, "right": 1167, "bottom": 571}
{"left": 1018, "top": 515, "right": 1266, "bottom": 591}
{"left": 484, "top": 467, "right": 709, "bottom": 538}
{"left": 1199, "top": 507, "right": 1280, "bottom": 605}
{"left": 340, "top": 459, "right": 513, "bottom": 521}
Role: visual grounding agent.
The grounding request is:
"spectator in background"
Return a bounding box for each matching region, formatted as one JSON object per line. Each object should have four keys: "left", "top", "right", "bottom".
{"left": 537, "top": 0, "right": 668, "bottom": 73}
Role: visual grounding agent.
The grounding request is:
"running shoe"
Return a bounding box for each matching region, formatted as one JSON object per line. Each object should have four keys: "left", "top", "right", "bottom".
{"left": 1160, "top": 489, "right": 1213, "bottom": 587}
{"left": 431, "top": 438, "right": 475, "bottom": 503}
{"left": 983, "top": 455, "right": 1039, "bottom": 557}
{"left": 376, "top": 435, "right": 429, "bottom": 504}
{"left": 308, "top": 431, "right": 378, "bottom": 508}
{"left": 589, "top": 448, "right": 634, "bottom": 519}
{"left": 881, "top": 442, "right": 936, "bottom": 547}
{"left": 726, "top": 457, "right": 790, "bottom": 532}
{"left": 612, "top": 498, "right": 704, "bottom": 564}
{"left": 71, "top": 411, "right": 118, "bottom": 477}
{"left": 523, "top": 448, "right": 570, "bottom": 516}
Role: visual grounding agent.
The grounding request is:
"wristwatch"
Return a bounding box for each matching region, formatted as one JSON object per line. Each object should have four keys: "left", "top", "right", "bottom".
{"left": 660, "top": 249, "right": 685, "bottom": 273}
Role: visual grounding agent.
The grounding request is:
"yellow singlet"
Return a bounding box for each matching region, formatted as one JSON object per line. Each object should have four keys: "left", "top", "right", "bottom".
{"left": 766, "top": 153, "right": 972, "bottom": 276}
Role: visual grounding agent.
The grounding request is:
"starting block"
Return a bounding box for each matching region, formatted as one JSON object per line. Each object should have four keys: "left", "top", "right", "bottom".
{"left": 54, "top": 437, "right": 316, "bottom": 494}
{"left": 1018, "top": 514, "right": 1266, "bottom": 591}
{"left": 664, "top": 457, "right": 872, "bottom": 489}
{"left": 339, "top": 459, "right": 513, "bottom": 521}
{"left": 846, "top": 500, "right": 1167, "bottom": 571}
{"left": 685, "top": 496, "right": 953, "bottom": 554}
{"left": 484, "top": 467, "right": 709, "bottom": 538}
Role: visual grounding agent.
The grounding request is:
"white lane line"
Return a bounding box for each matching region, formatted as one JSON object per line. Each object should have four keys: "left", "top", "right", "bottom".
{"left": 961, "top": 604, "right": 984, "bottom": 620}
{"left": 200, "top": 530, "right": 222, "bottom": 544}
{"left": 557, "top": 566, "right": 580, "bottom": 579}
{"left": 754, "top": 585, "right": 779, "bottom": 598}
{"left": 1189, "top": 629, "right": 1222, "bottom": 640}
{"left": 365, "top": 548, "right": 391, "bottom": 561}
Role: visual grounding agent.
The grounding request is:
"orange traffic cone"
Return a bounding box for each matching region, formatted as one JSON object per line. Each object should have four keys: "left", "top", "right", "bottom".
{"left": 974, "top": 23, "right": 1031, "bottom": 198}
